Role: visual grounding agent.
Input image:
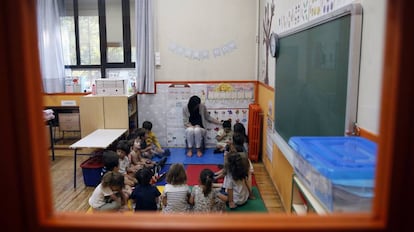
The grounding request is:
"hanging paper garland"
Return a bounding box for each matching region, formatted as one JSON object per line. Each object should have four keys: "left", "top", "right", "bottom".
{"left": 169, "top": 41, "right": 237, "bottom": 61}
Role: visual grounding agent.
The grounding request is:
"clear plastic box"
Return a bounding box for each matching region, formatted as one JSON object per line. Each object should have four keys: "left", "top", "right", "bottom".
{"left": 288, "top": 136, "right": 377, "bottom": 212}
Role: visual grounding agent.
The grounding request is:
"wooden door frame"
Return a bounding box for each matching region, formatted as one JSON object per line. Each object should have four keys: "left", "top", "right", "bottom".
{"left": 2, "top": 0, "right": 413, "bottom": 231}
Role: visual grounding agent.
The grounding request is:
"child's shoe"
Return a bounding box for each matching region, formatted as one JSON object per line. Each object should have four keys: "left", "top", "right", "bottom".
{"left": 156, "top": 172, "right": 167, "bottom": 182}
{"left": 163, "top": 148, "right": 171, "bottom": 156}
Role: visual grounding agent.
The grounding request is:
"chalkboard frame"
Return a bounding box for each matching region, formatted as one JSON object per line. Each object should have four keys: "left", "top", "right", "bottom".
{"left": 274, "top": 3, "right": 363, "bottom": 143}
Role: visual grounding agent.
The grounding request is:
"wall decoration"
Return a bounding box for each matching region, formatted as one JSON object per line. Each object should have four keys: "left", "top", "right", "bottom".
{"left": 276, "top": 0, "right": 353, "bottom": 34}
{"left": 168, "top": 41, "right": 237, "bottom": 61}
{"left": 262, "top": 0, "right": 275, "bottom": 85}
{"left": 138, "top": 83, "right": 255, "bottom": 147}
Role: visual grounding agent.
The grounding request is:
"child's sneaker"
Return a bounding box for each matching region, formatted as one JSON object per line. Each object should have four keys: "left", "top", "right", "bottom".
{"left": 156, "top": 172, "right": 167, "bottom": 182}
{"left": 152, "top": 165, "right": 161, "bottom": 176}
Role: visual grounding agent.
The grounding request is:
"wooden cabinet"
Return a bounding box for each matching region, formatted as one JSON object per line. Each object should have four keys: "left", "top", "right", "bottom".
{"left": 79, "top": 94, "right": 138, "bottom": 137}
{"left": 291, "top": 174, "right": 327, "bottom": 215}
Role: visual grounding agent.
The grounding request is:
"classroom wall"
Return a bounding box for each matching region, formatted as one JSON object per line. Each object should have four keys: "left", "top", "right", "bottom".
{"left": 152, "top": 0, "right": 385, "bottom": 135}
{"left": 154, "top": 0, "right": 258, "bottom": 82}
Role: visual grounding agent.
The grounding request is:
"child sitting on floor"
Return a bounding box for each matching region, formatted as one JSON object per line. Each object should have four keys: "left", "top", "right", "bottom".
{"left": 130, "top": 167, "right": 161, "bottom": 211}
{"left": 101, "top": 150, "right": 133, "bottom": 201}
{"left": 189, "top": 168, "right": 227, "bottom": 213}
{"left": 88, "top": 171, "right": 127, "bottom": 212}
{"left": 161, "top": 163, "right": 191, "bottom": 213}
{"left": 221, "top": 152, "right": 251, "bottom": 209}
{"left": 133, "top": 127, "right": 158, "bottom": 159}
{"left": 214, "top": 120, "right": 233, "bottom": 153}
{"left": 116, "top": 140, "right": 138, "bottom": 187}
{"left": 130, "top": 130, "right": 167, "bottom": 174}
{"left": 142, "top": 120, "right": 170, "bottom": 158}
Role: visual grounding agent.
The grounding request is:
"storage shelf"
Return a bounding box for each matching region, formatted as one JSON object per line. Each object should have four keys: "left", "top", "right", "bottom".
{"left": 291, "top": 174, "right": 328, "bottom": 215}
{"left": 292, "top": 203, "right": 307, "bottom": 215}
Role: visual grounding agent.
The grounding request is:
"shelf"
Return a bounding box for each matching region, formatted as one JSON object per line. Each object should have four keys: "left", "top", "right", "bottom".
{"left": 292, "top": 203, "right": 307, "bottom": 215}
{"left": 291, "top": 175, "right": 328, "bottom": 215}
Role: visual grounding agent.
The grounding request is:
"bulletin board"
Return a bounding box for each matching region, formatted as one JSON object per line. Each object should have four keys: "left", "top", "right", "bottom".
{"left": 138, "top": 82, "right": 255, "bottom": 147}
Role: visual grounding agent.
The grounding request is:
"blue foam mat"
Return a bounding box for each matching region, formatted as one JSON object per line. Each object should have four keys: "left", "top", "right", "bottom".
{"left": 152, "top": 148, "right": 224, "bottom": 165}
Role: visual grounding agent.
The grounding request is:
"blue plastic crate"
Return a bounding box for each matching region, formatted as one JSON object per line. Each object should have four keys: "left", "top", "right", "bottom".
{"left": 288, "top": 136, "right": 377, "bottom": 212}
{"left": 80, "top": 155, "right": 103, "bottom": 187}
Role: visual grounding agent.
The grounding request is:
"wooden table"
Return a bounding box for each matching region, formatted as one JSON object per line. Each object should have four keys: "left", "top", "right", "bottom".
{"left": 69, "top": 129, "right": 127, "bottom": 188}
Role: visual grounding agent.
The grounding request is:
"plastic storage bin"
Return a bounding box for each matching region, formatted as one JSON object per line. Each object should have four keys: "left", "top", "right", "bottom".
{"left": 288, "top": 136, "right": 377, "bottom": 212}
{"left": 80, "top": 155, "right": 103, "bottom": 187}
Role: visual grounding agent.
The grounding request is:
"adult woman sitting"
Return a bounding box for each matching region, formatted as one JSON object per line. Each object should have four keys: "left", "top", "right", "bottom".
{"left": 183, "top": 95, "right": 221, "bottom": 157}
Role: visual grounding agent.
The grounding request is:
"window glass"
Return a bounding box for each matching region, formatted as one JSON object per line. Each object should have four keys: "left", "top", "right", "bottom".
{"left": 130, "top": 0, "right": 136, "bottom": 62}
{"left": 60, "top": 0, "right": 76, "bottom": 65}
{"left": 66, "top": 68, "right": 101, "bottom": 92}
{"left": 106, "top": 0, "right": 124, "bottom": 63}
{"left": 78, "top": 0, "right": 100, "bottom": 65}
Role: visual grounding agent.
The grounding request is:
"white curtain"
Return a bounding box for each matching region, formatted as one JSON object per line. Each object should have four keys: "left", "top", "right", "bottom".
{"left": 135, "top": 0, "right": 155, "bottom": 93}
{"left": 37, "top": 0, "right": 65, "bottom": 93}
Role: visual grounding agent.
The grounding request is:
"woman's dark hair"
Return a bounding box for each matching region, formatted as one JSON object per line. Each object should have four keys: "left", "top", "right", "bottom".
{"left": 199, "top": 169, "right": 214, "bottom": 197}
{"left": 135, "top": 167, "right": 153, "bottom": 186}
{"left": 187, "top": 95, "right": 201, "bottom": 113}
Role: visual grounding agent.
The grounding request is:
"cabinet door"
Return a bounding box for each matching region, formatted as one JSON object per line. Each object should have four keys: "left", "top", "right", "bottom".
{"left": 79, "top": 96, "right": 104, "bottom": 137}
{"left": 103, "top": 96, "right": 128, "bottom": 129}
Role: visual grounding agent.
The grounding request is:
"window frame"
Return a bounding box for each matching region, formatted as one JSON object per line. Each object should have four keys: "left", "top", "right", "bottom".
{"left": 63, "top": 0, "right": 135, "bottom": 77}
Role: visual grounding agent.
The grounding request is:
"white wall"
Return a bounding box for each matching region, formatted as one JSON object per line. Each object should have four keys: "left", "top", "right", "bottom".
{"left": 151, "top": 0, "right": 386, "bottom": 135}
{"left": 260, "top": 0, "right": 386, "bottom": 135}
{"left": 154, "top": 0, "right": 258, "bottom": 82}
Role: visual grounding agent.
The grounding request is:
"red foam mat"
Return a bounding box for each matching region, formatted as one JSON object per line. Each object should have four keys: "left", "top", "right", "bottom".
{"left": 186, "top": 164, "right": 257, "bottom": 186}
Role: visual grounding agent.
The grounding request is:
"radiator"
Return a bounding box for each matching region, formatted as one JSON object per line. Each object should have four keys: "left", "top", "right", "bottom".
{"left": 248, "top": 103, "right": 263, "bottom": 162}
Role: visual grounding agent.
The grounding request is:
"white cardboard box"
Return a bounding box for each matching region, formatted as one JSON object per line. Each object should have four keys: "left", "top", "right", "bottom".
{"left": 95, "top": 79, "right": 127, "bottom": 96}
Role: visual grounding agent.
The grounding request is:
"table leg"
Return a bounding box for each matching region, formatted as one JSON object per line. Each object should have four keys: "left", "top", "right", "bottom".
{"left": 48, "top": 121, "right": 55, "bottom": 161}
{"left": 74, "top": 148, "right": 77, "bottom": 188}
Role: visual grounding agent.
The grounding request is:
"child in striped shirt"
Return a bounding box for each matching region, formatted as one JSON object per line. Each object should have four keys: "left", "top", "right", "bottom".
{"left": 161, "top": 163, "right": 191, "bottom": 213}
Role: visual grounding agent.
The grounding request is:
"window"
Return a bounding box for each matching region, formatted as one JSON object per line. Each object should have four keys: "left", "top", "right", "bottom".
{"left": 60, "top": 0, "right": 135, "bottom": 83}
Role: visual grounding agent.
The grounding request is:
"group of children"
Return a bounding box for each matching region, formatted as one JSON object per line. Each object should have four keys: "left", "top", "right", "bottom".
{"left": 88, "top": 121, "right": 170, "bottom": 212}
{"left": 88, "top": 120, "right": 255, "bottom": 213}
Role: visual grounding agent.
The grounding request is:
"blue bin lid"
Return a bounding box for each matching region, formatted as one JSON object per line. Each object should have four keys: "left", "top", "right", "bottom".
{"left": 288, "top": 136, "right": 377, "bottom": 183}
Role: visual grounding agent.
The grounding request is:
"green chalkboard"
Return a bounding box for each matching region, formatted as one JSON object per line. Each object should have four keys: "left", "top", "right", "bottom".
{"left": 275, "top": 5, "right": 362, "bottom": 142}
